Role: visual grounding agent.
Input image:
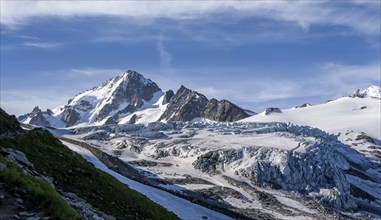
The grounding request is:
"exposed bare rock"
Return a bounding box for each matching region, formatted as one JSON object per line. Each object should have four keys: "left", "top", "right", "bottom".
{"left": 160, "top": 86, "right": 249, "bottom": 122}
{"left": 204, "top": 99, "right": 249, "bottom": 122}
{"left": 265, "top": 107, "right": 281, "bottom": 115}
{"left": 159, "top": 85, "right": 209, "bottom": 121}
{"left": 62, "top": 108, "right": 80, "bottom": 127}
{"left": 162, "top": 90, "right": 174, "bottom": 105}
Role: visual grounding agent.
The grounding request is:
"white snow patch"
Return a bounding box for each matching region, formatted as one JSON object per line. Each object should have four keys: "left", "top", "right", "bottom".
{"left": 118, "top": 92, "right": 167, "bottom": 125}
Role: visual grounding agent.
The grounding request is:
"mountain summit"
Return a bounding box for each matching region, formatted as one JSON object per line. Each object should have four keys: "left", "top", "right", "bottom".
{"left": 159, "top": 85, "right": 250, "bottom": 122}
{"left": 60, "top": 70, "right": 162, "bottom": 126}
{"left": 352, "top": 85, "right": 381, "bottom": 99}
{"left": 19, "top": 70, "right": 250, "bottom": 127}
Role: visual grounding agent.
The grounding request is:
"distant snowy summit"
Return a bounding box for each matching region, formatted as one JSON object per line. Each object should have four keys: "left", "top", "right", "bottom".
{"left": 352, "top": 85, "right": 381, "bottom": 99}
{"left": 19, "top": 70, "right": 250, "bottom": 128}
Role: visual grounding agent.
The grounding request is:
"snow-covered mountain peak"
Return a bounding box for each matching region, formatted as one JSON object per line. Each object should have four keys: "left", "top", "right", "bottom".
{"left": 117, "top": 70, "right": 153, "bottom": 86}
{"left": 19, "top": 70, "right": 251, "bottom": 127}
{"left": 70, "top": 70, "right": 160, "bottom": 103}
{"left": 352, "top": 85, "right": 381, "bottom": 98}
{"left": 37, "top": 70, "right": 162, "bottom": 127}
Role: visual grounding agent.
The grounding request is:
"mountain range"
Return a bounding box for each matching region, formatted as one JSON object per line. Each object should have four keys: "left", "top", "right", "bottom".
{"left": 19, "top": 70, "right": 251, "bottom": 128}
{"left": 12, "top": 70, "right": 381, "bottom": 219}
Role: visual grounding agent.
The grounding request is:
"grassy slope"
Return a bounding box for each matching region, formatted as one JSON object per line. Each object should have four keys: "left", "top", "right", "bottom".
{"left": 0, "top": 108, "right": 20, "bottom": 134}
{"left": 0, "top": 108, "right": 178, "bottom": 220}
{"left": 0, "top": 156, "right": 83, "bottom": 219}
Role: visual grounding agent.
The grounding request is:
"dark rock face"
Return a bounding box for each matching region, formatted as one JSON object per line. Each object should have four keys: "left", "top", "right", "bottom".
{"left": 104, "top": 105, "right": 137, "bottom": 125}
{"left": 355, "top": 134, "right": 375, "bottom": 144}
{"left": 265, "top": 107, "right": 281, "bottom": 115}
{"left": 46, "top": 109, "right": 54, "bottom": 116}
{"left": 160, "top": 86, "right": 250, "bottom": 122}
{"left": 162, "top": 90, "right": 174, "bottom": 105}
{"left": 31, "top": 106, "right": 41, "bottom": 115}
{"left": 159, "top": 86, "right": 209, "bottom": 121}
{"left": 204, "top": 99, "right": 250, "bottom": 122}
{"left": 29, "top": 112, "right": 50, "bottom": 127}
{"left": 61, "top": 108, "right": 80, "bottom": 127}
{"left": 295, "top": 103, "right": 311, "bottom": 108}
{"left": 128, "top": 114, "right": 137, "bottom": 124}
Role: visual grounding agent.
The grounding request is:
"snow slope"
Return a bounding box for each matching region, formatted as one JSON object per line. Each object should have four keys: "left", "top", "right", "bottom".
{"left": 118, "top": 92, "right": 168, "bottom": 125}
{"left": 241, "top": 97, "right": 381, "bottom": 139}
{"left": 62, "top": 140, "right": 233, "bottom": 220}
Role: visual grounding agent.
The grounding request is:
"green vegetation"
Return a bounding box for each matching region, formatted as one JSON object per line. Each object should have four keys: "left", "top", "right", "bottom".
{"left": 0, "top": 156, "right": 83, "bottom": 219}
{"left": 0, "top": 108, "right": 178, "bottom": 219}
{"left": 0, "top": 108, "right": 21, "bottom": 135}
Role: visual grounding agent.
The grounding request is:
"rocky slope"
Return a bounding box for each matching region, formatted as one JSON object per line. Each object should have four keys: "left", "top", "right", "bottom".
{"left": 19, "top": 70, "right": 250, "bottom": 127}
{"left": 160, "top": 85, "right": 250, "bottom": 122}
{"left": 0, "top": 108, "right": 179, "bottom": 220}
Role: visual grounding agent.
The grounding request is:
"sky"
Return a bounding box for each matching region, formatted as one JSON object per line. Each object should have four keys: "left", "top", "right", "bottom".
{"left": 1, "top": 0, "right": 380, "bottom": 116}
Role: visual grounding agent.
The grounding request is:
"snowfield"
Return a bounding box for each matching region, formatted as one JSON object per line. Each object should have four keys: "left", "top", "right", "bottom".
{"left": 241, "top": 97, "right": 381, "bottom": 140}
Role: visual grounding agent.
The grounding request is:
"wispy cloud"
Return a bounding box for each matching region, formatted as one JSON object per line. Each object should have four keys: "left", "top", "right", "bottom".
{"left": 67, "top": 68, "right": 125, "bottom": 77}
{"left": 318, "top": 61, "right": 381, "bottom": 97}
{"left": 1, "top": 89, "right": 70, "bottom": 116}
{"left": 19, "top": 35, "right": 39, "bottom": 40}
{"left": 152, "top": 61, "right": 380, "bottom": 111}
{"left": 156, "top": 34, "right": 172, "bottom": 67}
{"left": 1, "top": 1, "right": 379, "bottom": 36}
{"left": 23, "top": 42, "right": 61, "bottom": 49}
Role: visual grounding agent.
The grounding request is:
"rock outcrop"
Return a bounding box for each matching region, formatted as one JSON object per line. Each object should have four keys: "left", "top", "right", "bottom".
{"left": 61, "top": 108, "right": 80, "bottom": 127}
{"left": 162, "top": 90, "right": 174, "bottom": 105}
{"left": 204, "top": 99, "right": 249, "bottom": 122}
{"left": 295, "top": 103, "right": 311, "bottom": 108}
{"left": 159, "top": 86, "right": 208, "bottom": 121}
{"left": 160, "top": 86, "right": 249, "bottom": 122}
{"left": 18, "top": 106, "right": 50, "bottom": 127}
{"left": 265, "top": 107, "right": 281, "bottom": 115}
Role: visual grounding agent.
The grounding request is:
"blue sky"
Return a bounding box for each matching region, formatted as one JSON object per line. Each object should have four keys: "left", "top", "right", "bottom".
{"left": 1, "top": 1, "right": 380, "bottom": 116}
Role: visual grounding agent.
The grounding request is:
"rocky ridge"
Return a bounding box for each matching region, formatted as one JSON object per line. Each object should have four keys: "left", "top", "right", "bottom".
{"left": 160, "top": 86, "right": 250, "bottom": 122}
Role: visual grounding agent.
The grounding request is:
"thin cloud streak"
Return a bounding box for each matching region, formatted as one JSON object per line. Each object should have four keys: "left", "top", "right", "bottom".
{"left": 67, "top": 68, "right": 125, "bottom": 77}
{"left": 1, "top": 1, "right": 379, "bottom": 36}
{"left": 23, "top": 42, "right": 61, "bottom": 49}
{"left": 156, "top": 34, "right": 172, "bottom": 68}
